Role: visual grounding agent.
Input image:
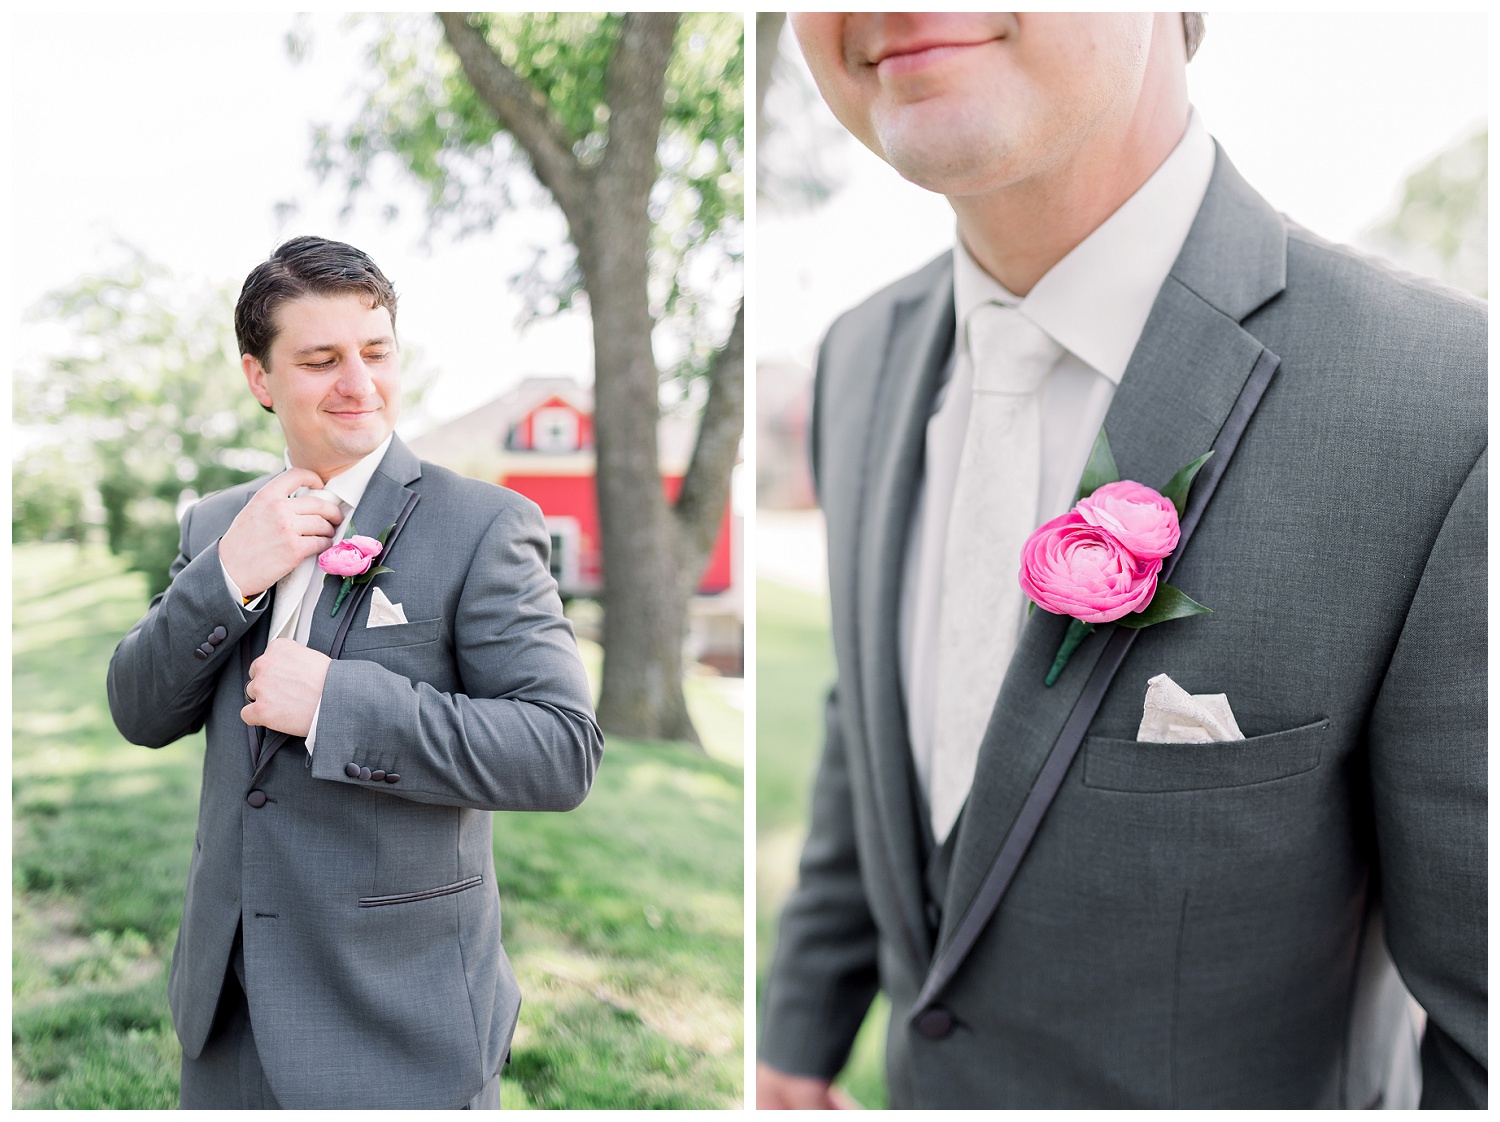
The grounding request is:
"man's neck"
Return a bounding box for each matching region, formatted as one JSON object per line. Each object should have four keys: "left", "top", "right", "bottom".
{"left": 951, "top": 54, "right": 1189, "bottom": 296}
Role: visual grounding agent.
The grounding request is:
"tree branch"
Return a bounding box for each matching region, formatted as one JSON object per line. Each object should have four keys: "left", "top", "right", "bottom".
{"left": 600, "top": 13, "right": 679, "bottom": 195}
{"left": 672, "top": 301, "right": 744, "bottom": 591}
{"left": 437, "top": 12, "right": 587, "bottom": 218}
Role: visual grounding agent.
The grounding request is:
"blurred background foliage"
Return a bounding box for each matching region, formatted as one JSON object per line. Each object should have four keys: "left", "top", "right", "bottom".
{"left": 1361, "top": 127, "right": 1487, "bottom": 299}
{"left": 13, "top": 250, "right": 283, "bottom": 595}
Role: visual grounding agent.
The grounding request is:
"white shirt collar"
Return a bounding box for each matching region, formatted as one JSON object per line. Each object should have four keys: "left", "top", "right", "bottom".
{"left": 953, "top": 106, "right": 1216, "bottom": 384}
{"left": 282, "top": 433, "right": 394, "bottom": 513}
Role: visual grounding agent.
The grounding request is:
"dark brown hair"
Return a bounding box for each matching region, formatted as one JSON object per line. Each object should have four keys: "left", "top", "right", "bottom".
{"left": 234, "top": 235, "right": 398, "bottom": 368}
{"left": 1183, "top": 13, "right": 1205, "bottom": 62}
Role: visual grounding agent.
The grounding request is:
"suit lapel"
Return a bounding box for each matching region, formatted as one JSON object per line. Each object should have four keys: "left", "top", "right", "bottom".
{"left": 856, "top": 263, "right": 957, "bottom": 970}
{"left": 306, "top": 436, "right": 422, "bottom": 657}
{"left": 240, "top": 592, "right": 276, "bottom": 767}
{"left": 936, "top": 146, "right": 1289, "bottom": 963}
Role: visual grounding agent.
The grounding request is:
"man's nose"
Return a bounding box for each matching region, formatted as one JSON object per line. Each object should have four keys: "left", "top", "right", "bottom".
{"left": 335, "top": 357, "right": 375, "bottom": 397}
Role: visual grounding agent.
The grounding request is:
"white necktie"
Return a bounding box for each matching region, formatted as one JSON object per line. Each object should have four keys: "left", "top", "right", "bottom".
{"left": 929, "top": 303, "right": 1063, "bottom": 843}
{"left": 269, "top": 489, "right": 347, "bottom": 645}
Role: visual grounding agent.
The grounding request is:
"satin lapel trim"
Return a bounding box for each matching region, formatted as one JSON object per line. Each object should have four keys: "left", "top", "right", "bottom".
{"left": 938, "top": 276, "right": 1274, "bottom": 953}
{"left": 240, "top": 598, "right": 275, "bottom": 768}
{"left": 306, "top": 465, "right": 417, "bottom": 657}
{"left": 856, "top": 271, "right": 957, "bottom": 970}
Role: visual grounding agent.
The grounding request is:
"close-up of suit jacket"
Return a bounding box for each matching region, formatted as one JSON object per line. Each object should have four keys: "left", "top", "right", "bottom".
{"left": 761, "top": 147, "right": 1486, "bottom": 1109}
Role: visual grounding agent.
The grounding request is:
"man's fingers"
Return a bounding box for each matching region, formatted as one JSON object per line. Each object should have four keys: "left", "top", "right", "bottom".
{"left": 266, "top": 467, "right": 327, "bottom": 499}
{"left": 290, "top": 512, "right": 342, "bottom": 541}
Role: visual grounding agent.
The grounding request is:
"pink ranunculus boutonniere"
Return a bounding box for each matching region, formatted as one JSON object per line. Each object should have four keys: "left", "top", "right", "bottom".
{"left": 1021, "top": 430, "right": 1213, "bottom": 686}
{"left": 319, "top": 525, "right": 395, "bottom": 617}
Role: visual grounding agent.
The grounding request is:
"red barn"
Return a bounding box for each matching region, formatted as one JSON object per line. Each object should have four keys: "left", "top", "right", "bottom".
{"left": 406, "top": 377, "right": 739, "bottom": 603}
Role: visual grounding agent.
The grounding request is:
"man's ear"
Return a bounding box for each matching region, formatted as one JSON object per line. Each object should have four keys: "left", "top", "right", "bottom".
{"left": 242, "top": 354, "right": 275, "bottom": 413}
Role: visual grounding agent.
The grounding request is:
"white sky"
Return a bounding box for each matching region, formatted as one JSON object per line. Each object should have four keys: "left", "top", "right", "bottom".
{"left": 758, "top": 12, "right": 1489, "bottom": 366}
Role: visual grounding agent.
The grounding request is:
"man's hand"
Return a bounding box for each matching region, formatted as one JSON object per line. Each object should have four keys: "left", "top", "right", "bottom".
{"left": 219, "top": 468, "right": 344, "bottom": 597}
{"left": 242, "top": 639, "right": 332, "bottom": 737}
{"left": 756, "top": 1062, "right": 861, "bottom": 1109}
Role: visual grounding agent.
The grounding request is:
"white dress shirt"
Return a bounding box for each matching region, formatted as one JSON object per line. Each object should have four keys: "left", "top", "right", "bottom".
{"left": 222, "top": 433, "right": 395, "bottom": 752}
{"left": 900, "top": 109, "right": 1216, "bottom": 812}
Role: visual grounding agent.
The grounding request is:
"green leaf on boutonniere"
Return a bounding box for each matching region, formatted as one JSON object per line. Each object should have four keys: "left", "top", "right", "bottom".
{"left": 1076, "top": 427, "right": 1121, "bottom": 501}
{"left": 1115, "top": 582, "right": 1212, "bottom": 630}
{"left": 1160, "top": 451, "right": 1214, "bottom": 518}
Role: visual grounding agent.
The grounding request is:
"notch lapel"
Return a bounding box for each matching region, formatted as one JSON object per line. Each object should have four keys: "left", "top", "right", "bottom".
{"left": 933, "top": 147, "right": 1290, "bottom": 985}
{"left": 305, "top": 436, "right": 423, "bottom": 657}
{"left": 844, "top": 259, "right": 958, "bottom": 972}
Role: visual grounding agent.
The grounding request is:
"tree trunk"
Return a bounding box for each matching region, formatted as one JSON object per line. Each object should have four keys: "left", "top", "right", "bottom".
{"left": 440, "top": 12, "right": 735, "bottom": 745}
{"left": 578, "top": 207, "right": 698, "bottom": 744}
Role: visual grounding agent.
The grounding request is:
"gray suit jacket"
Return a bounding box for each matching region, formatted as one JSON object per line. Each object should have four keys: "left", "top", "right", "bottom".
{"left": 107, "top": 435, "right": 603, "bottom": 1109}
{"left": 761, "top": 147, "right": 1486, "bottom": 1108}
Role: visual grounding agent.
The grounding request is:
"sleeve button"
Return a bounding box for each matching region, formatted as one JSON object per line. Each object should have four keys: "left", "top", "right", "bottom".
{"left": 211, "top": 626, "right": 228, "bottom": 642}
{"left": 344, "top": 763, "right": 361, "bottom": 779}
{"left": 384, "top": 773, "right": 400, "bottom": 784}
{"left": 370, "top": 770, "right": 386, "bottom": 781}
{"left": 359, "top": 767, "right": 372, "bottom": 781}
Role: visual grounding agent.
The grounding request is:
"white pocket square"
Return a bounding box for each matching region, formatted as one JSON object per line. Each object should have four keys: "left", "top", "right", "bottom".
{"left": 1137, "top": 673, "right": 1244, "bottom": 743}
{"left": 365, "top": 586, "right": 408, "bottom": 628}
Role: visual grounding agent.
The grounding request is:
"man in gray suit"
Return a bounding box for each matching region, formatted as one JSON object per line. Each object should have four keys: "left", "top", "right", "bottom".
{"left": 759, "top": 14, "right": 1484, "bottom": 1109}
{"left": 108, "top": 236, "right": 604, "bottom": 1108}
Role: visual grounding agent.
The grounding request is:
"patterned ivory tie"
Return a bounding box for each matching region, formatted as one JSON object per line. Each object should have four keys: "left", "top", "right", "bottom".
{"left": 929, "top": 302, "right": 1064, "bottom": 844}
{"left": 268, "top": 488, "right": 345, "bottom": 645}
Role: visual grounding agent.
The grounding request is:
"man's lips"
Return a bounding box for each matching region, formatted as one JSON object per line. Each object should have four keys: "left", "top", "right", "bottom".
{"left": 873, "top": 37, "right": 997, "bottom": 78}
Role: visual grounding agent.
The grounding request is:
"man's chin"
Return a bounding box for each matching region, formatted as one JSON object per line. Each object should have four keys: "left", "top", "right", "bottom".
{"left": 875, "top": 117, "right": 1024, "bottom": 197}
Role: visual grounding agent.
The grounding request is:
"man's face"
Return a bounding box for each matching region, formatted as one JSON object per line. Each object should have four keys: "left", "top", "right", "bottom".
{"left": 243, "top": 292, "right": 400, "bottom": 479}
{"left": 790, "top": 13, "right": 1155, "bottom": 197}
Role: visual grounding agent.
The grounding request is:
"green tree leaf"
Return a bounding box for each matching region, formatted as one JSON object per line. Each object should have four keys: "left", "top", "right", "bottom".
{"left": 1075, "top": 427, "right": 1120, "bottom": 501}
{"left": 1160, "top": 451, "right": 1214, "bottom": 518}
{"left": 1114, "top": 583, "right": 1213, "bottom": 629}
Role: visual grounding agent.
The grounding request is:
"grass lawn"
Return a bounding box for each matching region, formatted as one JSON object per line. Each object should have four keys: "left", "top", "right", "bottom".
{"left": 755, "top": 578, "right": 888, "bottom": 1108}
{"left": 12, "top": 542, "right": 743, "bottom": 1109}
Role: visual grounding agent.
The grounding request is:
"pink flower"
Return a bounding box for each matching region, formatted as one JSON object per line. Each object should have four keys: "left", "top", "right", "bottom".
{"left": 1075, "top": 480, "right": 1180, "bottom": 561}
{"left": 318, "top": 535, "right": 383, "bottom": 578}
{"left": 1019, "top": 511, "right": 1161, "bottom": 624}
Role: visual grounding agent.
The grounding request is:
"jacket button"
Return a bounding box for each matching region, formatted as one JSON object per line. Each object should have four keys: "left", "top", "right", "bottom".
{"left": 384, "top": 773, "right": 400, "bottom": 784}
{"left": 211, "top": 626, "right": 228, "bottom": 642}
{"left": 246, "top": 790, "right": 267, "bottom": 808}
{"left": 193, "top": 647, "right": 209, "bottom": 661}
{"left": 915, "top": 1008, "right": 954, "bottom": 1039}
{"left": 359, "top": 767, "right": 372, "bottom": 781}
{"left": 370, "top": 770, "right": 386, "bottom": 781}
{"left": 344, "top": 763, "right": 360, "bottom": 778}
{"left": 198, "top": 642, "right": 216, "bottom": 658}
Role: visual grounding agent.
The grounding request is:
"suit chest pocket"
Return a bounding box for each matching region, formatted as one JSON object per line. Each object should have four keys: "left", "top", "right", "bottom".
{"left": 342, "top": 615, "right": 445, "bottom": 653}
{"left": 1081, "top": 718, "right": 1329, "bottom": 793}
